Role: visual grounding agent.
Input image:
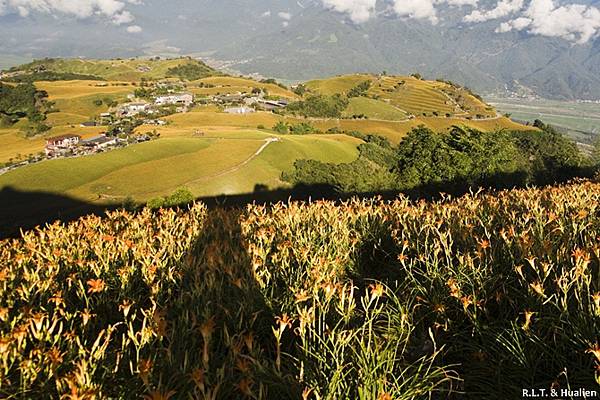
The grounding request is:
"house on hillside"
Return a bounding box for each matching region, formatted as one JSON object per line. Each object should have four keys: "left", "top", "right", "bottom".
{"left": 213, "top": 94, "right": 244, "bottom": 104}
{"left": 45, "top": 134, "right": 81, "bottom": 156}
{"left": 99, "top": 113, "right": 113, "bottom": 124}
{"left": 144, "top": 119, "right": 167, "bottom": 126}
{"left": 244, "top": 97, "right": 260, "bottom": 106}
{"left": 224, "top": 106, "right": 255, "bottom": 114}
{"left": 255, "top": 99, "right": 288, "bottom": 111}
{"left": 155, "top": 93, "right": 194, "bottom": 106}
{"left": 80, "top": 135, "right": 118, "bottom": 150}
{"left": 117, "top": 102, "right": 151, "bottom": 117}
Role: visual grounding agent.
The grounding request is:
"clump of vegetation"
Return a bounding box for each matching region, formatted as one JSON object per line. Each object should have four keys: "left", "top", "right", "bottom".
{"left": 260, "top": 78, "right": 288, "bottom": 90}
{"left": 166, "top": 60, "right": 214, "bottom": 81}
{"left": 292, "top": 83, "right": 307, "bottom": 96}
{"left": 285, "top": 94, "right": 349, "bottom": 118}
{"left": 0, "top": 82, "right": 51, "bottom": 135}
{"left": 147, "top": 187, "right": 195, "bottom": 209}
{"left": 347, "top": 80, "right": 372, "bottom": 98}
{"left": 284, "top": 124, "right": 589, "bottom": 195}
{"left": 272, "top": 121, "right": 319, "bottom": 135}
{"left": 283, "top": 133, "right": 398, "bottom": 192}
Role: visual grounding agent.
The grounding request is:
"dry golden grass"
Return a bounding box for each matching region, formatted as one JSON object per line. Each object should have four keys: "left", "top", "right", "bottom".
{"left": 35, "top": 80, "right": 133, "bottom": 100}
{"left": 166, "top": 109, "right": 282, "bottom": 129}
{"left": 190, "top": 76, "right": 299, "bottom": 99}
{"left": 0, "top": 129, "right": 44, "bottom": 162}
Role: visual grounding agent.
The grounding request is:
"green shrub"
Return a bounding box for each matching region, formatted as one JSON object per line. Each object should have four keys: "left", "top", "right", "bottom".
{"left": 285, "top": 94, "right": 349, "bottom": 118}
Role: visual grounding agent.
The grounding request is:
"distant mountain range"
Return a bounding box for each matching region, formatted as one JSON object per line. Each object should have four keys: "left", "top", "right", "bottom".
{"left": 1, "top": 0, "right": 600, "bottom": 100}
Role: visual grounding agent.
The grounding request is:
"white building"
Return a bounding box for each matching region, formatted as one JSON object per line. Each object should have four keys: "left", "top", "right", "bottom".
{"left": 117, "top": 102, "right": 151, "bottom": 117}
{"left": 45, "top": 134, "right": 81, "bottom": 156}
{"left": 155, "top": 93, "right": 194, "bottom": 106}
{"left": 224, "top": 106, "right": 256, "bottom": 114}
{"left": 80, "top": 135, "right": 118, "bottom": 150}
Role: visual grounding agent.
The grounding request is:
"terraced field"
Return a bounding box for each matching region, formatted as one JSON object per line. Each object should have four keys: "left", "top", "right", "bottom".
{"left": 306, "top": 74, "right": 497, "bottom": 119}
{"left": 305, "top": 74, "right": 377, "bottom": 95}
{"left": 0, "top": 128, "right": 45, "bottom": 162}
{"left": 342, "top": 97, "right": 408, "bottom": 120}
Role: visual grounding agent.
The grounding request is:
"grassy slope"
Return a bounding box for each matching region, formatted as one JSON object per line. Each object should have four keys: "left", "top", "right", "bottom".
{"left": 0, "top": 80, "right": 131, "bottom": 163}
{"left": 0, "top": 132, "right": 361, "bottom": 202}
{"left": 0, "top": 74, "right": 535, "bottom": 164}
{"left": 305, "top": 74, "right": 500, "bottom": 120}
{"left": 190, "top": 76, "right": 299, "bottom": 99}
{"left": 305, "top": 74, "right": 377, "bottom": 95}
{"left": 343, "top": 97, "right": 408, "bottom": 120}
{"left": 12, "top": 58, "right": 217, "bottom": 81}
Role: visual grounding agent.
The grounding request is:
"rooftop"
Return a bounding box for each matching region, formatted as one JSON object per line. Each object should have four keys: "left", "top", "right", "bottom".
{"left": 47, "top": 134, "right": 81, "bottom": 141}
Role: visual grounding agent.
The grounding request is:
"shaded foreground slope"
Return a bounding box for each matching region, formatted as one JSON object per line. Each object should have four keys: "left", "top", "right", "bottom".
{"left": 0, "top": 181, "right": 599, "bottom": 398}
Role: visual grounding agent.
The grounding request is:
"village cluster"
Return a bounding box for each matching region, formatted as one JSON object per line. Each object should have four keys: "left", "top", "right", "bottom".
{"left": 0, "top": 81, "right": 292, "bottom": 175}
{"left": 40, "top": 92, "right": 196, "bottom": 160}
{"left": 48, "top": 81, "right": 290, "bottom": 153}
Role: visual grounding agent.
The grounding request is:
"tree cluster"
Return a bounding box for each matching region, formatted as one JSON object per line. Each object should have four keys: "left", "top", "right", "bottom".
{"left": 347, "top": 81, "right": 371, "bottom": 98}
{"left": 283, "top": 124, "right": 589, "bottom": 196}
{"left": 285, "top": 94, "right": 349, "bottom": 118}
{"left": 166, "top": 62, "right": 214, "bottom": 81}
{"left": 0, "top": 83, "right": 51, "bottom": 134}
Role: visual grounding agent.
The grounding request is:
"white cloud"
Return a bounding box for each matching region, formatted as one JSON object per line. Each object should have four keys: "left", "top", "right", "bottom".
{"left": 126, "top": 24, "right": 142, "bottom": 33}
{"left": 391, "top": 0, "right": 439, "bottom": 24}
{"left": 464, "top": 0, "right": 523, "bottom": 22}
{"left": 321, "top": 0, "right": 376, "bottom": 23}
{"left": 321, "top": 0, "right": 478, "bottom": 25}
{"left": 500, "top": 0, "right": 600, "bottom": 43}
{"left": 391, "top": 0, "right": 479, "bottom": 24}
{"left": 278, "top": 11, "right": 292, "bottom": 20}
{"left": 0, "top": 0, "right": 136, "bottom": 24}
{"left": 112, "top": 10, "right": 133, "bottom": 25}
{"left": 261, "top": 10, "right": 271, "bottom": 17}
{"left": 497, "top": 16, "right": 530, "bottom": 31}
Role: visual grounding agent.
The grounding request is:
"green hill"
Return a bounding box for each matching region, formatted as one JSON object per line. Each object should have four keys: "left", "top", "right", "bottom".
{"left": 4, "top": 57, "right": 218, "bottom": 82}
{"left": 0, "top": 131, "right": 361, "bottom": 216}
{"left": 305, "top": 74, "right": 497, "bottom": 119}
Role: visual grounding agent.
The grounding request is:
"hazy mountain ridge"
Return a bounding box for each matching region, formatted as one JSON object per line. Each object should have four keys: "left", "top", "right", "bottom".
{"left": 1, "top": 0, "right": 600, "bottom": 99}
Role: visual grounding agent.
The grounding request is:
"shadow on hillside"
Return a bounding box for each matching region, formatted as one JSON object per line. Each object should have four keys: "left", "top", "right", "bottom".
{"left": 0, "top": 186, "right": 117, "bottom": 239}
{"left": 195, "top": 169, "right": 545, "bottom": 208}
{"left": 0, "top": 167, "right": 592, "bottom": 240}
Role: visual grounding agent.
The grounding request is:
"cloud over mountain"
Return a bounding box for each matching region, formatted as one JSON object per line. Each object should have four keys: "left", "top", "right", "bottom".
{"left": 0, "top": 0, "right": 139, "bottom": 26}
{"left": 1, "top": 0, "right": 600, "bottom": 43}
{"left": 320, "top": 0, "right": 600, "bottom": 43}
{"left": 320, "top": 0, "right": 377, "bottom": 23}
{"left": 498, "top": 0, "right": 600, "bottom": 43}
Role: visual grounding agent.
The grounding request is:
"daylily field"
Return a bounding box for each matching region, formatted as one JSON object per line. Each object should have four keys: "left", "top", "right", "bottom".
{"left": 0, "top": 181, "right": 599, "bottom": 399}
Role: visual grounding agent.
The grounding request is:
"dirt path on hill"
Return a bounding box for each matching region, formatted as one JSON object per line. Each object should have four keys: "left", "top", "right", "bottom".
{"left": 187, "top": 137, "right": 280, "bottom": 183}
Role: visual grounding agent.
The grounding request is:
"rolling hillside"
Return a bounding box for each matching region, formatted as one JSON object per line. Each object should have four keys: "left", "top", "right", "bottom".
{"left": 2, "top": 0, "right": 600, "bottom": 100}
{"left": 0, "top": 60, "right": 538, "bottom": 229}
{"left": 189, "top": 76, "right": 298, "bottom": 100}
{"left": 5, "top": 57, "right": 218, "bottom": 82}
{"left": 305, "top": 74, "right": 497, "bottom": 118}
{"left": 0, "top": 132, "right": 360, "bottom": 204}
